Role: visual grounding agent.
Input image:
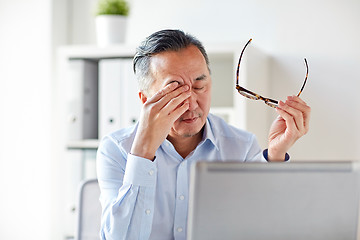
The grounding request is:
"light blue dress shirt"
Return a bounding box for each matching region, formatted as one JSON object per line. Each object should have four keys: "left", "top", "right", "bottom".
{"left": 96, "top": 114, "right": 267, "bottom": 240}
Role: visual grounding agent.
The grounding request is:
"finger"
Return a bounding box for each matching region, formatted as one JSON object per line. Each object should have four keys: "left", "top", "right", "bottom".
{"left": 156, "top": 84, "right": 190, "bottom": 110}
{"left": 285, "top": 96, "right": 311, "bottom": 133}
{"left": 278, "top": 101, "right": 305, "bottom": 134}
{"left": 146, "top": 81, "right": 179, "bottom": 104}
{"left": 287, "top": 95, "right": 307, "bottom": 105}
{"left": 168, "top": 101, "right": 190, "bottom": 122}
{"left": 161, "top": 90, "right": 192, "bottom": 115}
{"left": 144, "top": 85, "right": 189, "bottom": 115}
{"left": 275, "top": 107, "right": 300, "bottom": 138}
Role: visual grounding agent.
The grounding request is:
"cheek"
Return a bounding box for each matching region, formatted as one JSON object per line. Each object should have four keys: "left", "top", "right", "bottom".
{"left": 198, "top": 90, "right": 212, "bottom": 110}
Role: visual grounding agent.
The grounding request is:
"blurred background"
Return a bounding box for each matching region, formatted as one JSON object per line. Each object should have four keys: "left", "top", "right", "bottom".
{"left": 0, "top": 0, "right": 359, "bottom": 239}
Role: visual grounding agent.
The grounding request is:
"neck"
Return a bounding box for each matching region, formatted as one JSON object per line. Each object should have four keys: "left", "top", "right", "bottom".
{"left": 167, "top": 129, "right": 204, "bottom": 159}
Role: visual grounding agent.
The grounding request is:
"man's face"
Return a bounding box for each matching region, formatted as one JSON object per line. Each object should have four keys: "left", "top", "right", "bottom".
{"left": 148, "top": 45, "right": 212, "bottom": 139}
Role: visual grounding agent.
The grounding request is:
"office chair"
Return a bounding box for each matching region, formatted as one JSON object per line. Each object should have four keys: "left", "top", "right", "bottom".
{"left": 75, "top": 179, "right": 102, "bottom": 240}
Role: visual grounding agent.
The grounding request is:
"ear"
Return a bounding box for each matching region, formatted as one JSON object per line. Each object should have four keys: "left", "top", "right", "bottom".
{"left": 139, "top": 91, "right": 147, "bottom": 104}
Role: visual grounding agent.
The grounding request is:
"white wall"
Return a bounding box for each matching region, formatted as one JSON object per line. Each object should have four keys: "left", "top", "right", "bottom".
{"left": 0, "top": 0, "right": 359, "bottom": 239}
{"left": 0, "top": 0, "right": 52, "bottom": 239}
{"left": 69, "top": 0, "right": 360, "bottom": 160}
{"left": 58, "top": 2, "right": 360, "bottom": 235}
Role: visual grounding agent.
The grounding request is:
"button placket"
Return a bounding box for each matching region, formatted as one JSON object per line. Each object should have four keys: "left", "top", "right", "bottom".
{"left": 173, "top": 161, "right": 188, "bottom": 239}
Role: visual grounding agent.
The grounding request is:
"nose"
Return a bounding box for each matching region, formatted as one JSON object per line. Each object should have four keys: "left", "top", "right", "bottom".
{"left": 186, "top": 91, "right": 198, "bottom": 111}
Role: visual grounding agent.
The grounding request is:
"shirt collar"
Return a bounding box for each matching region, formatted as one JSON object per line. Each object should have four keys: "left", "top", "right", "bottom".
{"left": 201, "top": 116, "right": 219, "bottom": 151}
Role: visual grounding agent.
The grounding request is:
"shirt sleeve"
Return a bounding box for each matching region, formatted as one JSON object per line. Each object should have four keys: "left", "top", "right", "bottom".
{"left": 244, "top": 134, "right": 268, "bottom": 163}
{"left": 262, "top": 149, "right": 290, "bottom": 162}
{"left": 244, "top": 135, "right": 290, "bottom": 162}
{"left": 96, "top": 136, "right": 157, "bottom": 240}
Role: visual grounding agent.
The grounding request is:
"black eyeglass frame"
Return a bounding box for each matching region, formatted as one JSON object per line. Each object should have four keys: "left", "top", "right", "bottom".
{"left": 236, "top": 38, "right": 309, "bottom": 108}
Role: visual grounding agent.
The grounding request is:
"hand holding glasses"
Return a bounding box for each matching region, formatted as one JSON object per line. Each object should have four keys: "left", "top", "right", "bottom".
{"left": 235, "top": 39, "right": 309, "bottom": 108}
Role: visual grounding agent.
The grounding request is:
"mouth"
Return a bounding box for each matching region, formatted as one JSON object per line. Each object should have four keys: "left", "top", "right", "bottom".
{"left": 182, "top": 117, "right": 198, "bottom": 124}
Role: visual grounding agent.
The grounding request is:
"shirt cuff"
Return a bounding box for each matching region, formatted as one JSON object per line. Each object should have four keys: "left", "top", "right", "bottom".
{"left": 123, "top": 153, "right": 157, "bottom": 187}
{"left": 263, "top": 149, "right": 290, "bottom": 162}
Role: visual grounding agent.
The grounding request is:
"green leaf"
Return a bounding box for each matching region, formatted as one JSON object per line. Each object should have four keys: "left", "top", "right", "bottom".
{"left": 96, "top": 0, "right": 130, "bottom": 16}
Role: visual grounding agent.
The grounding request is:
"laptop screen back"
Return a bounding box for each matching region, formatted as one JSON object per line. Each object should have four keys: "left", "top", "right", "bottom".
{"left": 187, "top": 161, "right": 360, "bottom": 240}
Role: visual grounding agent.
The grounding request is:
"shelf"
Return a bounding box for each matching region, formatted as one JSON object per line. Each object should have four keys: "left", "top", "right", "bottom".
{"left": 58, "top": 44, "right": 137, "bottom": 61}
{"left": 67, "top": 139, "right": 99, "bottom": 150}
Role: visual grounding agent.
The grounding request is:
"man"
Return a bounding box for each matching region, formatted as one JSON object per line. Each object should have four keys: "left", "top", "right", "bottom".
{"left": 96, "top": 29, "right": 311, "bottom": 240}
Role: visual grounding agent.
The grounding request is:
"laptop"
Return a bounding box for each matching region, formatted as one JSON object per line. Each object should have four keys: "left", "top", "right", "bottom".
{"left": 187, "top": 161, "right": 360, "bottom": 240}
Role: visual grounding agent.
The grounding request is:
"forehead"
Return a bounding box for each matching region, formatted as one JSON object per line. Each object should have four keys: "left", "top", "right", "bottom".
{"left": 149, "top": 45, "right": 208, "bottom": 84}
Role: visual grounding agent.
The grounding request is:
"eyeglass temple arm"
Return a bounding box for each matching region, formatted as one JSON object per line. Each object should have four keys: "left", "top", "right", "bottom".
{"left": 236, "top": 38, "right": 252, "bottom": 86}
{"left": 236, "top": 85, "right": 278, "bottom": 104}
{"left": 297, "top": 58, "right": 308, "bottom": 97}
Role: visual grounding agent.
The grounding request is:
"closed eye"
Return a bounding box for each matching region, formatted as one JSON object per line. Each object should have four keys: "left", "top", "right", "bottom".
{"left": 193, "top": 74, "right": 207, "bottom": 91}
{"left": 193, "top": 86, "right": 205, "bottom": 91}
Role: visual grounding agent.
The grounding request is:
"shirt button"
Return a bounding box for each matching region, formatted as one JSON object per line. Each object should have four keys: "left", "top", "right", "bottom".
{"left": 148, "top": 170, "right": 154, "bottom": 176}
{"left": 179, "top": 195, "right": 185, "bottom": 200}
{"left": 177, "top": 227, "right": 183, "bottom": 232}
{"left": 145, "top": 209, "right": 151, "bottom": 215}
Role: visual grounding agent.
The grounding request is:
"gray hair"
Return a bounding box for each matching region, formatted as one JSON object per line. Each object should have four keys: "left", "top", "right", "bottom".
{"left": 133, "top": 29, "right": 210, "bottom": 93}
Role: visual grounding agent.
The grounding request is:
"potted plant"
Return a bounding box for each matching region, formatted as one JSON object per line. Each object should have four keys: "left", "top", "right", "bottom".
{"left": 95, "top": 0, "right": 130, "bottom": 46}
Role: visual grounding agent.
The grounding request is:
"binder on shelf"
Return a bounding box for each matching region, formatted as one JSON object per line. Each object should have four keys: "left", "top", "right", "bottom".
{"left": 98, "top": 58, "right": 141, "bottom": 139}
{"left": 66, "top": 59, "right": 98, "bottom": 140}
{"left": 98, "top": 59, "right": 122, "bottom": 139}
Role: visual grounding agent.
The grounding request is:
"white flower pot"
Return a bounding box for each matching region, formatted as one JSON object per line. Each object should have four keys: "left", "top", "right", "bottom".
{"left": 95, "top": 15, "right": 127, "bottom": 47}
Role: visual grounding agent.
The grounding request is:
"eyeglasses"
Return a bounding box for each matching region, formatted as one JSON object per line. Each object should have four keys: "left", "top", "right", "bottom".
{"left": 236, "top": 38, "right": 309, "bottom": 108}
